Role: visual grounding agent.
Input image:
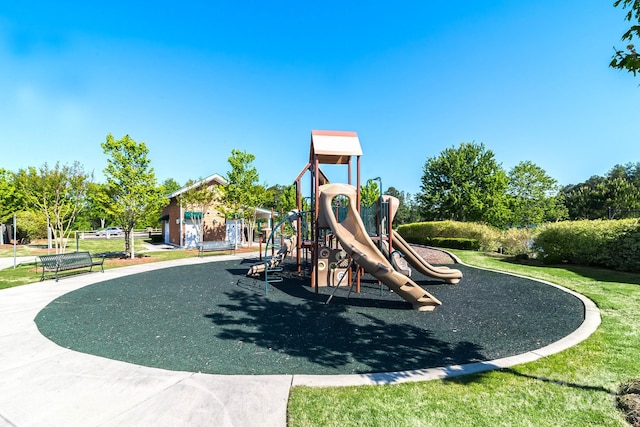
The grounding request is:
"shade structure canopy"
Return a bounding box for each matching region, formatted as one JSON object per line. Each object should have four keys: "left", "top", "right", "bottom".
{"left": 309, "top": 130, "right": 362, "bottom": 165}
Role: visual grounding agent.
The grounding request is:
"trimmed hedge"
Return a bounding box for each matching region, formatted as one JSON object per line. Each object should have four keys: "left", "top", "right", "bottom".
{"left": 430, "top": 237, "right": 480, "bottom": 250}
{"left": 397, "top": 221, "right": 501, "bottom": 252}
{"left": 533, "top": 219, "right": 640, "bottom": 272}
{"left": 500, "top": 227, "right": 535, "bottom": 256}
{"left": 398, "top": 218, "right": 640, "bottom": 272}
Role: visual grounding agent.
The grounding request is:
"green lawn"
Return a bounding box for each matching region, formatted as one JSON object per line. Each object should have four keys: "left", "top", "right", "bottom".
{"left": 0, "top": 238, "right": 196, "bottom": 289}
{"left": 0, "top": 237, "right": 147, "bottom": 257}
{"left": 287, "top": 251, "right": 640, "bottom": 426}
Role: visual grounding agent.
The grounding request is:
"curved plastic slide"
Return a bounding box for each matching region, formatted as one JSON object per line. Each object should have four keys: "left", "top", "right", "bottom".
{"left": 318, "top": 183, "right": 441, "bottom": 311}
{"left": 391, "top": 231, "right": 462, "bottom": 284}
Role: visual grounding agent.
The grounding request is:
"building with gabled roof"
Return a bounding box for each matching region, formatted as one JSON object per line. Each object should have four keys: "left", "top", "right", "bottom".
{"left": 159, "top": 173, "right": 228, "bottom": 248}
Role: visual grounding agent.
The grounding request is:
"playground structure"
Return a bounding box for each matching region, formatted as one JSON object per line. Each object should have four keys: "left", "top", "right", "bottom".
{"left": 318, "top": 183, "right": 442, "bottom": 311}
{"left": 250, "top": 130, "right": 462, "bottom": 310}
{"left": 246, "top": 211, "right": 301, "bottom": 278}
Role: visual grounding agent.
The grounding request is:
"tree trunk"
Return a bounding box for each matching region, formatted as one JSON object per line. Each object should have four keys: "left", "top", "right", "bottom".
{"left": 130, "top": 231, "right": 135, "bottom": 259}
{"left": 124, "top": 230, "right": 132, "bottom": 258}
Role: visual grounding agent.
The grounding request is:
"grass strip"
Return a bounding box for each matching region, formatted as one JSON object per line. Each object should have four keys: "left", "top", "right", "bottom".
{"left": 0, "top": 239, "right": 196, "bottom": 289}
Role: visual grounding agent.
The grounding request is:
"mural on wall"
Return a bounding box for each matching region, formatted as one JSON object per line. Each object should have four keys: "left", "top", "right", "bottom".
{"left": 226, "top": 219, "right": 244, "bottom": 246}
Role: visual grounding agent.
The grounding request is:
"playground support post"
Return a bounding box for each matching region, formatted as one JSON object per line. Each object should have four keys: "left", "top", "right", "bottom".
{"left": 370, "top": 177, "right": 384, "bottom": 295}
{"left": 13, "top": 213, "right": 17, "bottom": 269}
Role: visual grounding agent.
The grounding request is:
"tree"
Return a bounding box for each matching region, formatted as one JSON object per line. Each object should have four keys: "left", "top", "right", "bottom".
{"left": 161, "top": 178, "right": 182, "bottom": 195}
{"left": 601, "top": 163, "right": 640, "bottom": 218}
{"left": 76, "top": 182, "right": 113, "bottom": 231}
{"left": 418, "top": 142, "right": 509, "bottom": 227}
{"left": 360, "top": 180, "right": 381, "bottom": 207}
{"left": 136, "top": 178, "right": 182, "bottom": 231}
{"left": 14, "top": 162, "right": 92, "bottom": 253}
{"left": 604, "top": 176, "right": 640, "bottom": 218}
{"left": 1, "top": 169, "right": 48, "bottom": 242}
{"left": 13, "top": 210, "right": 48, "bottom": 242}
{"left": 608, "top": 162, "right": 640, "bottom": 185}
{"left": 265, "top": 184, "right": 297, "bottom": 213}
{"left": 563, "top": 162, "right": 640, "bottom": 219}
{"left": 562, "top": 176, "right": 607, "bottom": 219}
{"left": 507, "top": 161, "right": 567, "bottom": 226}
{"left": 101, "top": 133, "right": 165, "bottom": 258}
{"left": 0, "top": 168, "right": 23, "bottom": 223}
{"left": 178, "top": 178, "right": 220, "bottom": 246}
{"left": 221, "top": 149, "right": 272, "bottom": 244}
{"left": 611, "top": 0, "right": 640, "bottom": 75}
{"left": 386, "top": 186, "right": 421, "bottom": 225}
{"left": 279, "top": 184, "right": 299, "bottom": 213}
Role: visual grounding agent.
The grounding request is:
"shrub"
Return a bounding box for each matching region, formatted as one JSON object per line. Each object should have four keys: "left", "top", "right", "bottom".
{"left": 149, "top": 234, "right": 164, "bottom": 243}
{"left": 397, "top": 219, "right": 640, "bottom": 272}
{"left": 500, "top": 227, "right": 535, "bottom": 256}
{"left": 397, "top": 221, "right": 501, "bottom": 251}
{"left": 397, "top": 223, "right": 431, "bottom": 246}
{"left": 14, "top": 210, "right": 48, "bottom": 241}
{"left": 533, "top": 219, "right": 640, "bottom": 272}
{"left": 430, "top": 237, "right": 480, "bottom": 250}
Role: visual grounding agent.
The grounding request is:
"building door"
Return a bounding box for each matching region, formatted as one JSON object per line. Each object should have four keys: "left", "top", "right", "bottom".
{"left": 184, "top": 221, "right": 199, "bottom": 248}
{"left": 163, "top": 221, "right": 170, "bottom": 244}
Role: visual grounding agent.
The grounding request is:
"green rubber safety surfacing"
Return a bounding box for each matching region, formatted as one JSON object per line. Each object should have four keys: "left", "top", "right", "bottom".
{"left": 35, "top": 259, "right": 585, "bottom": 375}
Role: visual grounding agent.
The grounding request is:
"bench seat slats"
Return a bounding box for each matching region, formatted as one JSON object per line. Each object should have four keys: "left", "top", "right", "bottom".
{"left": 38, "top": 251, "right": 104, "bottom": 282}
{"left": 198, "top": 241, "right": 235, "bottom": 257}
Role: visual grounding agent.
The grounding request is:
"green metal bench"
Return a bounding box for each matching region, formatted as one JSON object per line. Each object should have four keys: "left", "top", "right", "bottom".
{"left": 38, "top": 251, "right": 105, "bottom": 282}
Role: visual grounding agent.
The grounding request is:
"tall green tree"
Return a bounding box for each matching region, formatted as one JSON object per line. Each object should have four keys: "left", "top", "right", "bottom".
{"left": 602, "top": 163, "right": 640, "bottom": 218}
{"left": 562, "top": 176, "right": 608, "bottom": 219}
{"left": 101, "top": 133, "right": 165, "bottom": 258}
{"left": 77, "top": 182, "right": 113, "bottom": 231}
{"left": 563, "top": 162, "right": 640, "bottom": 219}
{"left": 386, "top": 186, "right": 421, "bottom": 225}
{"left": 360, "top": 179, "right": 381, "bottom": 207}
{"left": 265, "top": 184, "right": 295, "bottom": 213}
{"left": 279, "top": 184, "right": 299, "bottom": 213}
{"left": 611, "top": 0, "right": 640, "bottom": 75}
{"left": 418, "top": 142, "right": 509, "bottom": 227}
{"left": 222, "top": 149, "right": 272, "bottom": 244}
{"left": 0, "top": 168, "right": 22, "bottom": 223}
{"left": 266, "top": 184, "right": 299, "bottom": 213}
{"left": 14, "top": 162, "right": 92, "bottom": 253}
{"left": 161, "top": 178, "right": 182, "bottom": 195}
{"left": 604, "top": 176, "right": 640, "bottom": 218}
{"left": 608, "top": 162, "right": 640, "bottom": 185}
{"left": 137, "top": 178, "right": 182, "bottom": 230}
{"left": 1, "top": 168, "right": 43, "bottom": 242}
{"left": 507, "top": 161, "right": 567, "bottom": 226}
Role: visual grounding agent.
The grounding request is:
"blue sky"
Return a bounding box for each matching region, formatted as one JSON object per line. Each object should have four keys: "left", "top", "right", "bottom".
{"left": 1, "top": 1, "right": 638, "bottom": 196}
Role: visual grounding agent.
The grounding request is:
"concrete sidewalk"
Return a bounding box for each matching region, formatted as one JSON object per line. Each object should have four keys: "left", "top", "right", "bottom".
{"left": 0, "top": 256, "right": 36, "bottom": 271}
{"left": 0, "top": 255, "right": 292, "bottom": 427}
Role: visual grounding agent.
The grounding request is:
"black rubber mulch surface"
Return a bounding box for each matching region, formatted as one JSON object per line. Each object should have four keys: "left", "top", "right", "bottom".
{"left": 35, "top": 258, "right": 585, "bottom": 375}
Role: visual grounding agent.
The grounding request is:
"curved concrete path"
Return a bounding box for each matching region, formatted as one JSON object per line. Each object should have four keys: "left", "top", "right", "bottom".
{"left": 0, "top": 254, "right": 600, "bottom": 426}
{"left": 0, "top": 256, "right": 36, "bottom": 271}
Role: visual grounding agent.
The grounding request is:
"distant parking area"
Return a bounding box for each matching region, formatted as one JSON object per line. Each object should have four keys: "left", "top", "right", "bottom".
{"left": 83, "top": 230, "right": 151, "bottom": 240}
{"left": 94, "top": 227, "right": 124, "bottom": 237}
